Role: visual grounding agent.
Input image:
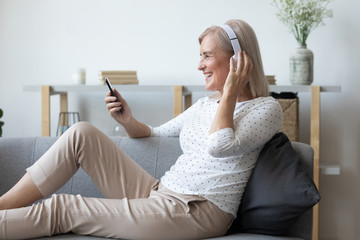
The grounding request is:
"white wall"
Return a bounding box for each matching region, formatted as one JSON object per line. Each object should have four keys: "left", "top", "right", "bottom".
{"left": 0, "top": 0, "right": 359, "bottom": 239}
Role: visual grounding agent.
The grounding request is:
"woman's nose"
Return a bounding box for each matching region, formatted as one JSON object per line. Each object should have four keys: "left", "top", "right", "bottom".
{"left": 197, "top": 61, "right": 205, "bottom": 71}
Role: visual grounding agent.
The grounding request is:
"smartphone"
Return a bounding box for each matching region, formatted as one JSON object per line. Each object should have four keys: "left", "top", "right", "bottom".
{"left": 105, "top": 77, "right": 123, "bottom": 114}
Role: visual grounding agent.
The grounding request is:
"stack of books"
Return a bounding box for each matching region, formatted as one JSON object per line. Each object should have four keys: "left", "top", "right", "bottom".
{"left": 265, "top": 75, "right": 276, "bottom": 85}
{"left": 99, "top": 70, "right": 139, "bottom": 84}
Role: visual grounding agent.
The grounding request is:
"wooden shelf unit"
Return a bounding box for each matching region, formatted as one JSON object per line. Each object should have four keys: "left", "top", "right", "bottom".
{"left": 24, "top": 84, "right": 341, "bottom": 240}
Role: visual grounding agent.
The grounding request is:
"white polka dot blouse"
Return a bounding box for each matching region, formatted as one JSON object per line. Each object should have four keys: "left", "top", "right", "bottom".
{"left": 151, "top": 96, "right": 283, "bottom": 217}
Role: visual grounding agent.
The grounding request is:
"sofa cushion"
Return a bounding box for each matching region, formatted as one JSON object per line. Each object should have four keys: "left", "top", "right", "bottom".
{"left": 228, "top": 132, "right": 320, "bottom": 235}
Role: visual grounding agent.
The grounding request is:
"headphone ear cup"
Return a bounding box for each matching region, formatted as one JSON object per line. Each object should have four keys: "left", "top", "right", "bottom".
{"left": 233, "top": 54, "right": 238, "bottom": 67}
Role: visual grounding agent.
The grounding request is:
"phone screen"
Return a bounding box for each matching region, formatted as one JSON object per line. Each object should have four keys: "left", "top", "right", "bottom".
{"left": 105, "top": 78, "right": 123, "bottom": 114}
{"left": 105, "top": 78, "right": 115, "bottom": 96}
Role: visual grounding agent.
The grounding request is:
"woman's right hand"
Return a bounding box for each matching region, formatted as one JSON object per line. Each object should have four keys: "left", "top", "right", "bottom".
{"left": 104, "top": 88, "right": 151, "bottom": 138}
{"left": 104, "top": 88, "right": 132, "bottom": 125}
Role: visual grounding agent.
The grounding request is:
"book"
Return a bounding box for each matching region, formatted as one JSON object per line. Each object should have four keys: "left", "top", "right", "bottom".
{"left": 99, "top": 70, "right": 137, "bottom": 76}
{"left": 100, "top": 79, "right": 139, "bottom": 85}
{"left": 265, "top": 75, "right": 276, "bottom": 85}
{"left": 99, "top": 70, "right": 139, "bottom": 85}
{"left": 99, "top": 75, "right": 138, "bottom": 81}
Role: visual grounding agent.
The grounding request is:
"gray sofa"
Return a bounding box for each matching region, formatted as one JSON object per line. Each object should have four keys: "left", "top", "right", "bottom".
{"left": 0, "top": 136, "right": 314, "bottom": 240}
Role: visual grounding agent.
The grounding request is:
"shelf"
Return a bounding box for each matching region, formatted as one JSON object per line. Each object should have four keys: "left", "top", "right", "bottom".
{"left": 23, "top": 85, "right": 175, "bottom": 95}
{"left": 183, "top": 85, "right": 341, "bottom": 93}
{"left": 320, "top": 164, "right": 341, "bottom": 175}
{"left": 269, "top": 85, "right": 341, "bottom": 93}
{"left": 24, "top": 84, "right": 342, "bottom": 97}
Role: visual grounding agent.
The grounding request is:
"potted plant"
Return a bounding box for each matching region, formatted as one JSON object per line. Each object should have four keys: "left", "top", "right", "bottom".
{"left": 0, "top": 108, "right": 4, "bottom": 137}
{"left": 272, "top": 0, "right": 333, "bottom": 85}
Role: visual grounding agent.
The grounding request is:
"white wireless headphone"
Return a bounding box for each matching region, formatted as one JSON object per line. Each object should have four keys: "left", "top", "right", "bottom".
{"left": 220, "top": 24, "right": 242, "bottom": 66}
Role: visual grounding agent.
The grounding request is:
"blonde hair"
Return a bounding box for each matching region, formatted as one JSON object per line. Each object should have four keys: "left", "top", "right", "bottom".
{"left": 199, "top": 19, "right": 268, "bottom": 97}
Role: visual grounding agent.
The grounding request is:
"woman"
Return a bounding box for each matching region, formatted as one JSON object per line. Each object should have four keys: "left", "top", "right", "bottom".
{"left": 0, "top": 19, "right": 282, "bottom": 239}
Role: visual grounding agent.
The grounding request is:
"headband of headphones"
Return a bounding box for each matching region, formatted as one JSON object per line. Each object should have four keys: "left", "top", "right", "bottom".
{"left": 220, "top": 24, "right": 242, "bottom": 56}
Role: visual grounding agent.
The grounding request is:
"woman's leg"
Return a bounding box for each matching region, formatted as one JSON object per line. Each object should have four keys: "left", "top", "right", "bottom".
{"left": 26, "top": 121, "right": 158, "bottom": 199}
{"left": 0, "top": 122, "right": 233, "bottom": 239}
{"left": 0, "top": 173, "right": 43, "bottom": 210}
{"left": 0, "top": 185, "right": 234, "bottom": 240}
{"left": 0, "top": 122, "right": 157, "bottom": 209}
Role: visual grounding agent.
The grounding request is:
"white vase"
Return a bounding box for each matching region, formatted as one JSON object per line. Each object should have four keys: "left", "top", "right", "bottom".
{"left": 289, "top": 43, "right": 314, "bottom": 85}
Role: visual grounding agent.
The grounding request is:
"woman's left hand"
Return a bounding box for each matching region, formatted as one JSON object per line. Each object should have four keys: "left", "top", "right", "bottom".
{"left": 223, "top": 51, "right": 253, "bottom": 100}
{"left": 209, "top": 51, "right": 254, "bottom": 134}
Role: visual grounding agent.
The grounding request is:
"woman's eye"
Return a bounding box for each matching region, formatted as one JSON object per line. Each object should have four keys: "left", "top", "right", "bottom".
{"left": 200, "top": 54, "right": 212, "bottom": 60}
{"left": 202, "top": 55, "right": 211, "bottom": 60}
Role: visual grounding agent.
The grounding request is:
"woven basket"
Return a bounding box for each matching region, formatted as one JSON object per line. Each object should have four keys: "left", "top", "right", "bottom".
{"left": 277, "top": 98, "right": 299, "bottom": 142}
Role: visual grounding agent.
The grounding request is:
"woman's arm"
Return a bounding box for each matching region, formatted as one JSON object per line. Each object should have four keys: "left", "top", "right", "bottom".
{"left": 207, "top": 98, "right": 283, "bottom": 158}
{"left": 151, "top": 98, "right": 201, "bottom": 137}
{"left": 209, "top": 51, "right": 253, "bottom": 134}
{"left": 122, "top": 117, "right": 151, "bottom": 138}
{"left": 104, "top": 88, "right": 151, "bottom": 138}
{"left": 209, "top": 92, "right": 237, "bottom": 134}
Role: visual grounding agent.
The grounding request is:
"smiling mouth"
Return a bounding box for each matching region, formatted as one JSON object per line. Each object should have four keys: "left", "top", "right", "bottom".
{"left": 205, "top": 73, "right": 213, "bottom": 79}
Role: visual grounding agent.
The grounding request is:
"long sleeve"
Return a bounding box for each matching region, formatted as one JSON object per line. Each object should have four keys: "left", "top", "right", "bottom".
{"left": 206, "top": 98, "right": 283, "bottom": 158}
{"left": 150, "top": 99, "right": 201, "bottom": 137}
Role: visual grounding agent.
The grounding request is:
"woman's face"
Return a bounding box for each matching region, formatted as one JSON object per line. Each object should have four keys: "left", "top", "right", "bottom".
{"left": 198, "top": 34, "right": 231, "bottom": 93}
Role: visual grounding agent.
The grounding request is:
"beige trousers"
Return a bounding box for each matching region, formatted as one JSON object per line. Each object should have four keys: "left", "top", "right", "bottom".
{"left": 0, "top": 122, "right": 233, "bottom": 240}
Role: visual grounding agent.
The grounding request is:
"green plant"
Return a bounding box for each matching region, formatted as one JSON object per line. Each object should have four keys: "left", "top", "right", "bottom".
{"left": 0, "top": 108, "right": 3, "bottom": 137}
{"left": 272, "top": 0, "right": 333, "bottom": 44}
